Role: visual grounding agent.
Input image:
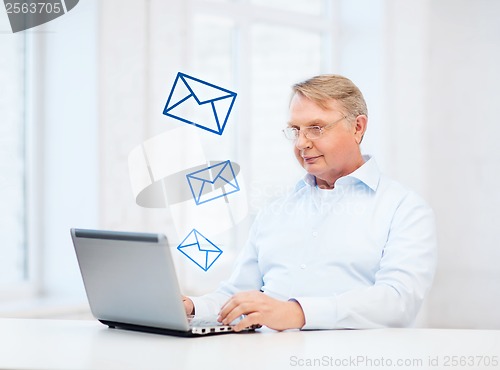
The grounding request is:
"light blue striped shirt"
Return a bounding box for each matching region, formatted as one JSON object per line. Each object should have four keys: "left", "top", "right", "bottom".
{"left": 192, "top": 156, "right": 437, "bottom": 329}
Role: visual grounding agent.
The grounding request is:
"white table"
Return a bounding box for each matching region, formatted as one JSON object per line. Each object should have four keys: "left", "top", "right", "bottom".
{"left": 0, "top": 318, "right": 499, "bottom": 370}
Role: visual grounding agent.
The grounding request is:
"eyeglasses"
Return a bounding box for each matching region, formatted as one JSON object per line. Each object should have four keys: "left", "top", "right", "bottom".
{"left": 282, "top": 116, "right": 347, "bottom": 141}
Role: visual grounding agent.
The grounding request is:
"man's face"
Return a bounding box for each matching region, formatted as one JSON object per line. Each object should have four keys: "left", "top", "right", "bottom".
{"left": 288, "top": 93, "right": 365, "bottom": 187}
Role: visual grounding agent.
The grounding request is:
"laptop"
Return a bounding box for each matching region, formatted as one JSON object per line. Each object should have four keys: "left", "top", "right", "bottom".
{"left": 71, "top": 228, "right": 246, "bottom": 337}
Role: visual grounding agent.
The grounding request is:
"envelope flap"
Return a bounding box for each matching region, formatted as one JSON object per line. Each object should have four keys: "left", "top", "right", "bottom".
{"left": 215, "top": 161, "right": 237, "bottom": 183}
{"left": 210, "top": 161, "right": 232, "bottom": 180}
{"left": 181, "top": 73, "right": 235, "bottom": 104}
{"left": 186, "top": 161, "right": 228, "bottom": 183}
{"left": 177, "top": 229, "right": 223, "bottom": 271}
{"left": 194, "top": 230, "right": 221, "bottom": 252}
{"left": 178, "top": 230, "right": 198, "bottom": 247}
{"left": 186, "top": 171, "right": 212, "bottom": 183}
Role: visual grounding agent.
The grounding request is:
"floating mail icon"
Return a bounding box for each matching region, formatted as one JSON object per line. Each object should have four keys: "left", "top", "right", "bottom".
{"left": 163, "top": 72, "right": 237, "bottom": 136}
{"left": 177, "top": 229, "right": 222, "bottom": 271}
{"left": 186, "top": 160, "right": 240, "bottom": 205}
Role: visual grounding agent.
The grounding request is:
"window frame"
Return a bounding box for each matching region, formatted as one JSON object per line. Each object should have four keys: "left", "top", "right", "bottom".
{"left": 0, "top": 30, "right": 41, "bottom": 300}
{"left": 186, "top": 0, "right": 340, "bottom": 191}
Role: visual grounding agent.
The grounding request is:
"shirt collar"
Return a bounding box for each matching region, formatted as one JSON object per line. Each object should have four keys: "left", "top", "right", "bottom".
{"left": 297, "top": 155, "right": 381, "bottom": 192}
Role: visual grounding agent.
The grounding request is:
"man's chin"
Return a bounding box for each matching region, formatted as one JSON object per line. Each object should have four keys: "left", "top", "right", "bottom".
{"left": 303, "top": 163, "right": 321, "bottom": 174}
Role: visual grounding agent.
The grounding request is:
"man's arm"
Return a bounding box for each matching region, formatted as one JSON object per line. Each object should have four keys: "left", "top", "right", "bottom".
{"left": 295, "top": 192, "right": 438, "bottom": 329}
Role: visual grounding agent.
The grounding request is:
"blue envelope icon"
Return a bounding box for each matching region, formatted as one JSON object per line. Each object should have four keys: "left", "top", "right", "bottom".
{"left": 177, "top": 229, "right": 222, "bottom": 271}
{"left": 163, "top": 72, "right": 237, "bottom": 135}
{"left": 186, "top": 160, "right": 240, "bottom": 205}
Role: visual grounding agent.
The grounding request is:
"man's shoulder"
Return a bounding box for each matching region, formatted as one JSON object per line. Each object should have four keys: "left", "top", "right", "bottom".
{"left": 377, "top": 173, "right": 433, "bottom": 211}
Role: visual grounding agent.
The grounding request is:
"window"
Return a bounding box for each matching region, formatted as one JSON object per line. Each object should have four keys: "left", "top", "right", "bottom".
{"left": 0, "top": 15, "right": 28, "bottom": 292}
{"left": 190, "top": 0, "right": 335, "bottom": 211}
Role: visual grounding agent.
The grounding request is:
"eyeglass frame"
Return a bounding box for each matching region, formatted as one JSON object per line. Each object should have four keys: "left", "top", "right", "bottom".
{"left": 282, "top": 115, "right": 348, "bottom": 141}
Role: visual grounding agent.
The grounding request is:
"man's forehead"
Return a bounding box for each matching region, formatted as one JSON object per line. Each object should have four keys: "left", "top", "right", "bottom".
{"left": 288, "top": 94, "right": 345, "bottom": 126}
{"left": 290, "top": 92, "right": 342, "bottom": 110}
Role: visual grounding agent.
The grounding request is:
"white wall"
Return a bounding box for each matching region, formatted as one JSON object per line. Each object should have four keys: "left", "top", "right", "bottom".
{"left": 381, "top": 0, "right": 500, "bottom": 328}
{"left": 424, "top": 0, "right": 500, "bottom": 329}
{"left": 34, "top": 0, "right": 99, "bottom": 299}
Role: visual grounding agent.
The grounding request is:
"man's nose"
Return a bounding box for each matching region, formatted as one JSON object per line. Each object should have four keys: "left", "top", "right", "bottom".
{"left": 294, "top": 131, "right": 312, "bottom": 150}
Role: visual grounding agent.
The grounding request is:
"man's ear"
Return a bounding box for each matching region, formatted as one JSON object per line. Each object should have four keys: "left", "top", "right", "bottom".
{"left": 353, "top": 115, "right": 368, "bottom": 144}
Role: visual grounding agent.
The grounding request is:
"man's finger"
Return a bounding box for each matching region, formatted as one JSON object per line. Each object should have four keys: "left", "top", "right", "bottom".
{"left": 234, "top": 312, "right": 261, "bottom": 332}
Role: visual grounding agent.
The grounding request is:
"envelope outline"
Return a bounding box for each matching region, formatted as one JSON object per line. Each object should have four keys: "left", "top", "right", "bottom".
{"left": 186, "top": 160, "right": 240, "bottom": 205}
{"left": 177, "top": 229, "right": 223, "bottom": 271}
{"left": 163, "top": 72, "right": 237, "bottom": 135}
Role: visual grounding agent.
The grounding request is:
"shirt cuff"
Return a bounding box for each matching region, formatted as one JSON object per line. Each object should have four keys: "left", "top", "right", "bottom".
{"left": 189, "top": 296, "right": 212, "bottom": 318}
{"left": 189, "top": 293, "right": 229, "bottom": 319}
{"left": 292, "top": 296, "right": 338, "bottom": 330}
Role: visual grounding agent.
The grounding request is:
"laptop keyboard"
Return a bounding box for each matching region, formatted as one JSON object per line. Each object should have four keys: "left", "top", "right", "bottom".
{"left": 188, "top": 316, "right": 234, "bottom": 334}
{"left": 189, "top": 316, "right": 224, "bottom": 327}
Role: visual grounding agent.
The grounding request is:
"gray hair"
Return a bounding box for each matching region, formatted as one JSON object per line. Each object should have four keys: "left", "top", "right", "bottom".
{"left": 292, "top": 74, "right": 368, "bottom": 120}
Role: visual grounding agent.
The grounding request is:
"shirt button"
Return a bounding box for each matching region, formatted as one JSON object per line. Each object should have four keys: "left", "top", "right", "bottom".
{"left": 312, "top": 231, "right": 318, "bottom": 237}
{"left": 300, "top": 264, "right": 306, "bottom": 269}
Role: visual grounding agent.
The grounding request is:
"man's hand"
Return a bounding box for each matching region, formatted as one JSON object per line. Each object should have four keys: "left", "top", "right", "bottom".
{"left": 182, "top": 296, "right": 194, "bottom": 316}
{"left": 217, "top": 291, "right": 305, "bottom": 332}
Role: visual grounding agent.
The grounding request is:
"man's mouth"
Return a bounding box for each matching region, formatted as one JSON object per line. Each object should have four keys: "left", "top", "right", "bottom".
{"left": 302, "top": 155, "right": 322, "bottom": 164}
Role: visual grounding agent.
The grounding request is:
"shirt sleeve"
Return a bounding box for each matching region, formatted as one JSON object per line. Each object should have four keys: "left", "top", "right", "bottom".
{"left": 191, "top": 213, "right": 265, "bottom": 318}
{"left": 294, "top": 191, "right": 438, "bottom": 329}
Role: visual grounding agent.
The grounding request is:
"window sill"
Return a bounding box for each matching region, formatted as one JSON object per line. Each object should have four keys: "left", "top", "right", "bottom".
{"left": 0, "top": 296, "right": 92, "bottom": 320}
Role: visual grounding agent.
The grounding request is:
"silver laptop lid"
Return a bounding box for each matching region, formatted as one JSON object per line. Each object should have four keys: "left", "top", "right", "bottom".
{"left": 71, "top": 228, "right": 190, "bottom": 332}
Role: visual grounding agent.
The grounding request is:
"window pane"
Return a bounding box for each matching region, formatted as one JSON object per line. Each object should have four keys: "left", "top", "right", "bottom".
{"left": 250, "top": 0, "right": 325, "bottom": 16}
{"left": 192, "top": 15, "right": 234, "bottom": 87}
{"left": 250, "top": 24, "right": 322, "bottom": 209}
{"left": 192, "top": 15, "right": 236, "bottom": 159}
{"left": 0, "top": 18, "right": 27, "bottom": 285}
